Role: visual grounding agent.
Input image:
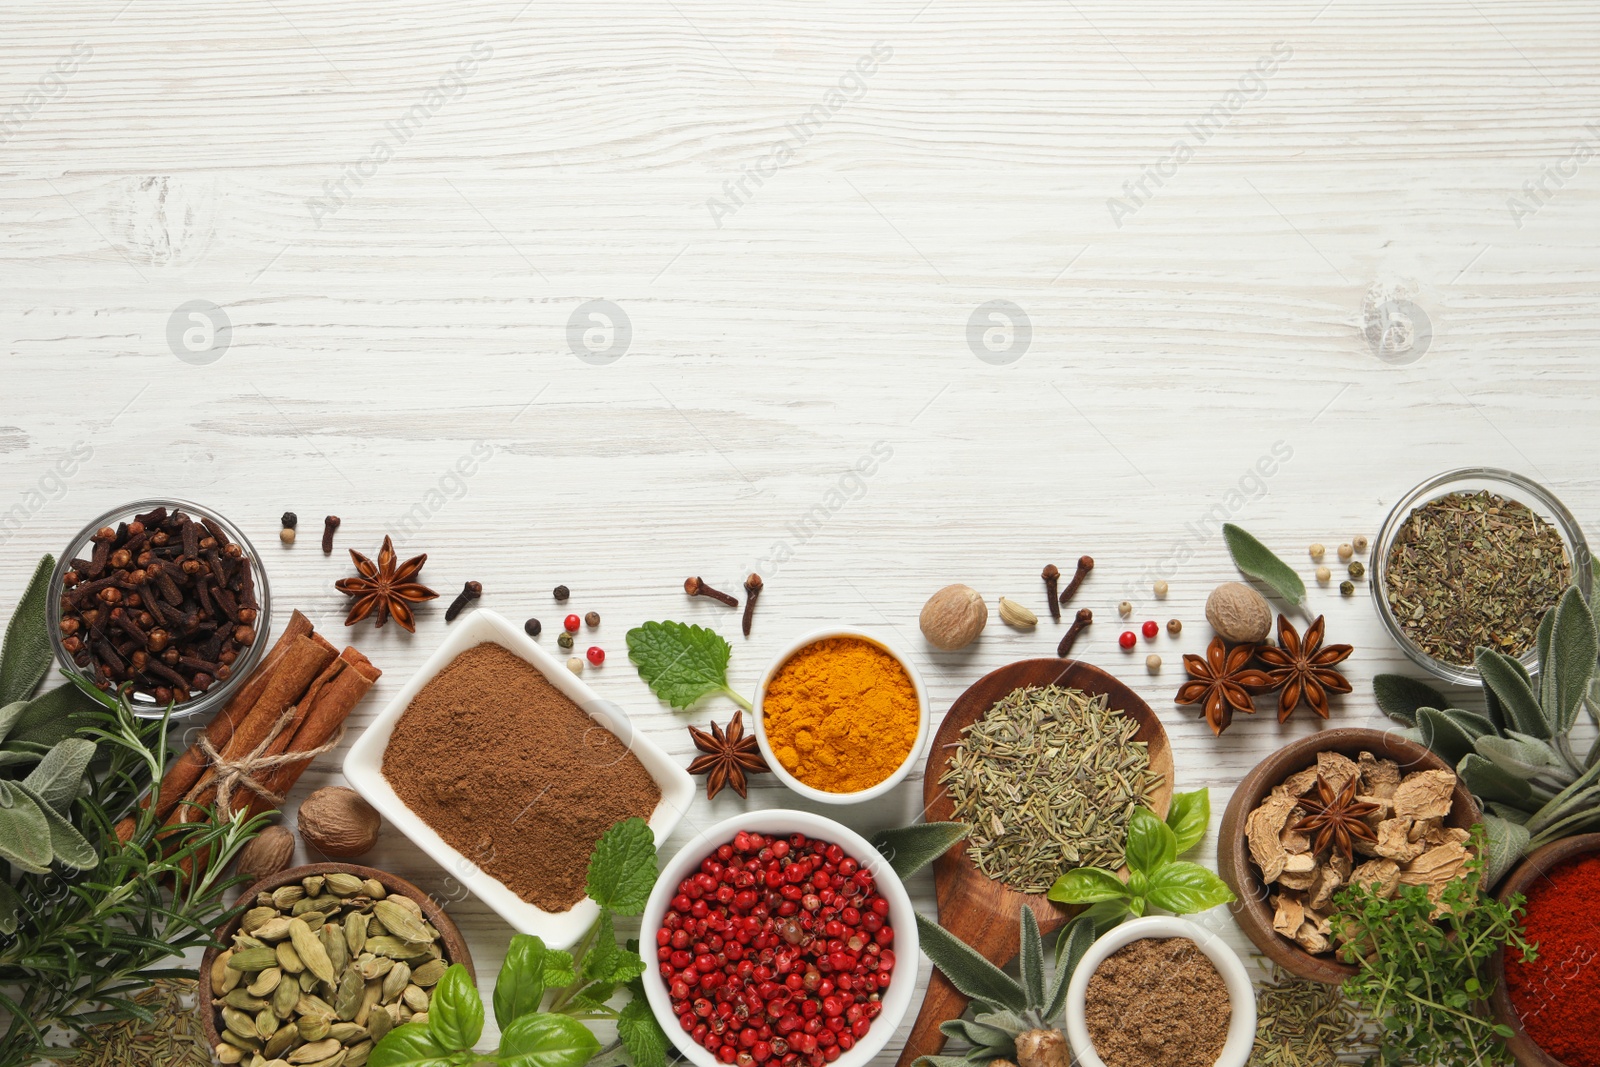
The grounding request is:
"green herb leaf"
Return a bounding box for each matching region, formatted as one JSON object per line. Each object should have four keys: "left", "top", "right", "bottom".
{"left": 12, "top": 782, "right": 95, "bottom": 870}
{"left": 1372, "top": 674, "right": 1449, "bottom": 728}
{"left": 1222, "top": 525, "right": 1305, "bottom": 607}
{"left": 1018, "top": 906, "right": 1045, "bottom": 1012}
{"left": 0, "top": 700, "right": 28, "bottom": 746}
{"left": 1542, "top": 587, "right": 1597, "bottom": 735}
{"left": 498, "top": 1012, "right": 601, "bottom": 1067}
{"left": 1459, "top": 754, "right": 1535, "bottom": 808}
{"left": 1477, "top": 648, "right": 1550, "bottom": 740}
{"left": 913, "top": 913, "right": 1027, "bottom": 1013}
{"left": 1047, "top": 867, "right": 1128, "bottom": 905}
{"left": 1124, "top": 808, "right": 1176, "bottom": 876}
{"left": 495, "top": 935, "right": 551, "bottom": 1029}
{"left": 585, "top": 817, "right": 657, "bottom": 916}
{"left": 1481, "top": 814, "right": 1531, "bottom": 888}
{"left": 1046, "top": 914, "right": 1097, "bottom": 1022}
{"left": 871, "top": 822, "right": 969, "bottom": 879}
{"left": 369, "top": 1022, "right": 453, "bottom": 1067}
{"left": 0, "top": 878, "right": 22, "bottom": 936}
{"left": 0, "top": 556, "right": 55, "bottom": 707}
{"left": 617, "top": 994, "right": 670, "bottom": 1067}
{"left": 5, "top": 683, "right": 98, "bottom": 750}
{"left": 1164, "top": 789, "right": 1210, "bottom": 856}
{"left": 0, "top": 779, "right": 53, "bottom": 873}
{"left": 1476, "top": 734, "right": 1563, "bottom": 779}
{"left": 22, "top": 737, "right": 95, "bottom": 813}
{"left": 542, "top": 949, "right": 576, "bottom": 991}
{"left": 1142, "top": 861, "right": 1234, "bottom": 914}
{"left": 625, "top": 621, "right": 751, "bottom": 711}
{"left": 1416, "top": 708, "right": 1481, "bottom": 766}
{"left": 427, "top": 964, "right": 483, "bottom": 1051}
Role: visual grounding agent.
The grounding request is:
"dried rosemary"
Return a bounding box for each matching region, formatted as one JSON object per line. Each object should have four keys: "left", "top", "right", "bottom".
{"left": 1384, "top": 489, "right": 1569, "bottom": 666}
{"left": 67, "top": 980, "right": 213, "bottom": 1067}
{"left": 1250, "top": 965, "right": 1373, "bottom": 1067}
{"left": 939, "top": 684, "right": 1161, "bottom": 893}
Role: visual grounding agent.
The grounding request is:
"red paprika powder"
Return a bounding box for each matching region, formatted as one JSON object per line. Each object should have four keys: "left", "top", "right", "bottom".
{"left": 1504, "top": 851, "right": 1600, "bottom": 1067}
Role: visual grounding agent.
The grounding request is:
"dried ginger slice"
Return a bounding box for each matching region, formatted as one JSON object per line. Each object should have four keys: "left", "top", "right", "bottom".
{"left": 1248, "top": 793, "right": 1297, "bottom": 883}
{"left": 1393, "top": 769, "right": 1456, "bottom": 820}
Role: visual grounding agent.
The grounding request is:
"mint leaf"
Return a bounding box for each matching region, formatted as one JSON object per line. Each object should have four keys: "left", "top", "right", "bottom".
{"left": 1163, "top": 789, "right": 1210, "bottom": 856}
{"left": 618, "top": 995, "right": 670, "bottom": 1067}
{"left": 625, "top": 621, "right": 750, "bottom": 710}
{"left": 427, "top": 964, "right": 483, "bottom": 1051}
{"left": 542, "top": 949, "right": 575, "bottom": 990}
{"left": 498, "top": 1013, "right": 600, "bottom": 1067}
{"left": 585, "top": 817, "right": 657, "bottom": 916}
{"left": 0, "top": 556, "right": 55, "bottom": 707}
{"left": 1222, "top": 524, "right": 1305, "bottom": 607}
{"left": 495, "top": 934, "right": 551, "bottom": 1029}
{"left": 1143, "top": 861, "right": 1235, "bottom": 914}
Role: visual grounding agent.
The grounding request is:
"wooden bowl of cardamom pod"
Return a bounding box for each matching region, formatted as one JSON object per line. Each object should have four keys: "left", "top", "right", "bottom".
{"left": 198, "top": 862, "right": 474, "bottom": 1065}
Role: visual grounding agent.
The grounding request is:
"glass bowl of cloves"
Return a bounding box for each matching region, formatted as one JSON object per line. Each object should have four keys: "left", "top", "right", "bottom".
{"left": 48, "top": 499, "right": 272, "bottom": 720}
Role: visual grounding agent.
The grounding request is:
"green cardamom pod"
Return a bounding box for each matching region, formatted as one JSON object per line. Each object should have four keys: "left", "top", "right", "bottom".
{"left": 334, "top": 969, "right": 365, "bottom": 1022}
{"left": 276, "top": 941, "right": 305, "bottom": 974}
{"left": 380, "top": 962, "right": 411, "bottom": 1004}
{"left": 365, "top": 918, "right": 387, "bottom": 938}
{"left": 222, "top": 988, "right": 269, "bottom": 1012}
{"left": 232, "top": 934, "right": 268, "bottom": 951}
{"left": 221, "top": 1006, "right": 260, "bottom": 1041}
{"left": 288, "top": 1037, "right": 342, "bottom": 1064}
{"left": 400, "top": 985, "right": 429, "bottom": 1013}
{"left": 298, "top": 969, "right": 321, "bottom": 992}
{"left": 308, "top": 1052, "right": 349, "bottom": 1067}
{"left": 324, "top": 873, "right": 365, "bottom": 897}
{"left": 264, "top": 1025, "right": 298, "bottom": 1060}
{"left": 256, "top": 891, "right": 276, "bottom": 908}
{"left": 344, "top": 913, "right": 369, "bottom": 956}
{"left": 227, "top": 948, "right": 280, "bottom": 972}
{"left": 361, "top": 879, "right": 386, "bottom": 900}
{"left": 273, "top": 973, "right": 300, "bottom": 1018}
{"left": 215, "top": 1044, "right": 244, "bottom": 1065}
{"left": 247, "top": 966, "right": 283, "bottom": 997}
{"left": 388, "top": 895, "right": 423, "bottom": 919}
{"left": 290, "top": 919, "right": 337, "bottom": 985}
{"left": 219, "top": 1029, "right": 262, "bottom": 1052}
{"left": 345, "top": 1039, "right": 373, "bottom": 1067}
{"left": 370, "top": 901, "right": 430, "bottom": 946}
{"left": 296, "top": 993, "right": 338, "bottom": 1019}
{"left": 408, "top": 960, "right": 446, "bottom": 988}
{"left": 254, "top": 917, "right": 294, "bottom": 943}
{"left": 328, "top": 1022, "right": 367, "bottom": 1045}
{"left": 302, "top": 875, "right": 325, "bottom": 897}
{"left": 240, "top": 906, "right": 280, "bottom": 934}
{"left": 363, "top": 936, "right": 426, "bottom": 961}
{"left": 292, "top": 897, "right": 329, "bottom": 917}
{"left": 299, "top": 1014, "right": 332, "bottom": 1042}
{"left": 356, "top": 955, "right": 392, "bottom": 981}
{"left": 256, "top": 1008, "right": 279, "bottom": 1039}
{"left": 322, "top": 925, "right": 349, "bottom": 977}
{"left": 211, "top": 950, "right": 235, "bottom": 996}
{"left": 367, "top": 1006, "right": 393, "bottom": 1044}
{"left": 273, "top": 885, "right": 306, "bottom": 910}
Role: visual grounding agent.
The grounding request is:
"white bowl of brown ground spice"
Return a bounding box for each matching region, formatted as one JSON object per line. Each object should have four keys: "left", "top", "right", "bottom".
{"left": 342, "top": 609, "right": 695, "bottom": 949}
{"left": 1065, "top": 916, "right": 1256, "bottom": 1067}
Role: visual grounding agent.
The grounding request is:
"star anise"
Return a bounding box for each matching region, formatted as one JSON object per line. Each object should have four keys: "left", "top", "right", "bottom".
{"left": 686, "top": 710, "right": 769, "bottom": 800}
{"left": 1175, "top": 636, "right": 1271, "bottom": 736}
{"left": 333, "top": 535, "right": 438, "bottom": 632}
{"left": 1255, "top": 614, "right": 1353, "bottom": 722}
{"left": 1294, "top": 774, "right": 1380, "bottom": 861}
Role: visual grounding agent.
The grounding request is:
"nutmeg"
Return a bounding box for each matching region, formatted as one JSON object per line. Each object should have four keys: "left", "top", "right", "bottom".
{"left": 234, "top": 824, "right": 296, "bottom": 881}
{"left": 919, "top": 584, "right": 988, "bottom": 650}
{"left": 1204, "top": 581, "right": 1273, "bottom": 644}
{"left": 296, "top": 787, "right": 381, "bottom": 858}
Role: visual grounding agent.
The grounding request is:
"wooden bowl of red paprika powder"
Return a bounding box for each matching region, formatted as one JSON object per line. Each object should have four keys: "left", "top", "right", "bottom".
{"left": 1490, "top": 833, "right": 1600, "bottom": 1067}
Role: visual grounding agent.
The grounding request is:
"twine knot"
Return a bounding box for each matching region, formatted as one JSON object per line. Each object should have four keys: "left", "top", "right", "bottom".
{"left": 197, "top": 704, "right": 345, "bottom": 817}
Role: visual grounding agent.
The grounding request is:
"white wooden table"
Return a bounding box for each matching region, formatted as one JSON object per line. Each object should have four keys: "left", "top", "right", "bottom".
{"left": 5, "top": 0, "right": 1599, "bottom": 1057}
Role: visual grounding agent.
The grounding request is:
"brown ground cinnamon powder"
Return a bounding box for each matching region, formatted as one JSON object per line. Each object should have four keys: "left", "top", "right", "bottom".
{"left": 1084, "top": 937, "right": 1231, "bottom": 1067}
{"left": 382, "top": 642, "right": 661, "bottom": 913}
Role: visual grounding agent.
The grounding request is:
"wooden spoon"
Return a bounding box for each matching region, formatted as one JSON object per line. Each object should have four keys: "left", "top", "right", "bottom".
{"left": 894, "top": 658, "right": 1175, "bottom": 1067}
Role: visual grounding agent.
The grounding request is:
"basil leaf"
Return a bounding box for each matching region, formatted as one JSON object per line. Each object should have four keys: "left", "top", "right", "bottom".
{"left": 1017, "top": 906, "right": 1045, "bottom": 1012}
{"left": 913, "top": 913, "right": 1026, "bottom": 1013}
{"left": 1143, "top": 861, "right": 1235, "bottom": 915}
{"left": 1222, "top": 525, "right": 1305, "bottom": 607}
{"left": 1373, "top": 674, "right": 1448, "bottom": 728}
{"left": 427, "top": 965, "right": 483, "bottom": 1051}
{"left": 1047, "top": 867, "right": 1128, "bottom": 905}
{"left": 625, "top": 621, "right": 747, "bottom": 710}
{"left": 497, "top": 1012, "right": 601, "bottom": 1067}
{"left": 1124, "top": 808, "right": 1176, "bottom": 876}
{"left": 1163, "top": 789, "right": 1210, "bottom": 856}
{"left": 13, "top": 782, "right": 95, "bottom": 870}
{"left": 0, "top": 779, "right": 53, "bottom": 873}
{"left": 22, "top": 738, "right": 95, "bottom": 813}
{"left": 0, "top": 556, "right": 55, "bottom": 707}
{"left": 369, "top": 1023, "right": 452, "bottom": 1067}
{"left": 494, "top": 935, "right": 550, "bottom": 1029}
{"left": 871, "top": 822, "right": 969, "bottom": 879}
{"left": 585, "top": 817, "right": 657, "bottom": 916}
{"left": 617, "top": 994, "right": 670, "bottom": 1067}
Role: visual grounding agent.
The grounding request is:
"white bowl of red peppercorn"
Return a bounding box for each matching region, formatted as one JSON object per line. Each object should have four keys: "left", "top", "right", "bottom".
{"left": 640, "top": 809, "right": 919, "bottom": 1067}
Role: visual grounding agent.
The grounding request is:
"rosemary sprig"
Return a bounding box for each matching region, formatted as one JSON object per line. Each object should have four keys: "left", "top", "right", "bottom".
{"left": 0, "top": 677, "right": 268, "bottom": 1067}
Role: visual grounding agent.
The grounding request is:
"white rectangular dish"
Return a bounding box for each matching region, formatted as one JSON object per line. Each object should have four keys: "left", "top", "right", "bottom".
{"left": 343, "top": 608, "right": 695, "bottom": 949}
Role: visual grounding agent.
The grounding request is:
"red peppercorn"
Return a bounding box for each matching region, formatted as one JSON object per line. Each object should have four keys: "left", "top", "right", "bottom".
{"left": 564, "top": 614, "right": 580, "bottom": 632}
{"left": 1142, "top": 620, "right": 1159, "bottom": 639}
{"left": 587, "top": 645, "right": 605, "bottom": 665}
{"left": 1119, "top": 630, "right": 1137, "bottom": 650}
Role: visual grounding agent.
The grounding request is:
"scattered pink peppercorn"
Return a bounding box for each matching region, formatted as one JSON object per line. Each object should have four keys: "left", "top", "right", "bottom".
{"left": 1142, "top": 620, "right": 1159, "bottom": 639}
{"left": 1118, "top": 631, "right": 1137, "bottom": 650}
{"left": 587, "top": 646, "right": 605, "bottom": 666}
{"left": 564, "top": 614, "right": 581, "bottom": 632}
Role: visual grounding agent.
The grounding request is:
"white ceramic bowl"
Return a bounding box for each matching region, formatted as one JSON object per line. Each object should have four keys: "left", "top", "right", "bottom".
{"left": 752, "top": 629, "right": 929, "bottom": 805}
{"left": 1066, "top": 916, "right": 1255, "bottom": 1067}
{"left": 343, "top": 608, "right": 695, "bottom": 949}
{"left": 639, "top": 809, "right": 920, "bottom": 1067}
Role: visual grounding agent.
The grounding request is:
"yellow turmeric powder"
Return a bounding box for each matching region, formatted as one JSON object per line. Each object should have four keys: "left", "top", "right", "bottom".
{"left": 760, "top": 636, "right": 920, "bottom": 793}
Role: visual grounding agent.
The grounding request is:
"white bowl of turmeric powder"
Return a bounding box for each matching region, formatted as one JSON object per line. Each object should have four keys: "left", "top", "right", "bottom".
{"left": 752, "top": 628, "right": 929, "bottom": 805}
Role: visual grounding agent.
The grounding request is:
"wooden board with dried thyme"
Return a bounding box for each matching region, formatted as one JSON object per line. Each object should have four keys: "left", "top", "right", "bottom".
{"left": 1384, "top": 489, "right": 1570, "bottom": 665}
{"left": 939, "top": 684, "right": 1161, "bottom": 893}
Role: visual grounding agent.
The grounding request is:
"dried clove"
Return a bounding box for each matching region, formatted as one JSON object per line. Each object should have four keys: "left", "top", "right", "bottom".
{"left": 1059, "top": 555, "right": 1094, "bottom": 605}
{"left": 445, "top": 581, "right": 482, "bottom": 622}
{"left": 742, "top": 574, "right": 763, "bottom": 636}
{"left": 1041, "top": 564, "right": 1061, "bottom": 621}
{"left": 321, "top": 515, "right": 341, "bottom": 555}
{"left": 1057, "top": 609, "right": 1093, "bottom": 658}
{"left": 685, "top": 576, "right": 739, "bottom": 608}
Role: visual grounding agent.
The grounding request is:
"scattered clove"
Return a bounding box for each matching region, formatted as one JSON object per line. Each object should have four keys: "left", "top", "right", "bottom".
{"left": 445, "top": 581, "right": 482, "bottom": 622}
{"left": 1059, "top": 555, "right": 1094, "bottom": 605}
{"left": 1041, "top": 564, "right": 1061, "bottom": 621}
{"left": 321, "top": 515, "right": 340, "bottom": 554}
{"left": 742, "top": 574, "right": 763, "bottom": 636}
{"left": 1057, "top": 608, "right": 1092, "bottom": 658}
{"left": 685, "top": 576, "right": 739, "bottom": 608}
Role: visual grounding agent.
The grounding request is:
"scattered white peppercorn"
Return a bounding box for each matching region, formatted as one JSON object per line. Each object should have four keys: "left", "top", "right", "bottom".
{"left": 1145, "top": 654, "right": 1162, "bottom": 673}
{"left": 1316, "top": 565, "right": 1331, "bottom": 584}
{"left": 1352, "top": 534, "right": 1369, "bottom": 554}
{"left": 1118, "top": 601, "right": 1133, "bottom": 618}
{"left": 566, "top": 656, "right": 585, "bottom": 675}
{"left": 279, "top": 527, "right": 296, "bottom": 544}
{"left": 1338, "top": 543, "right": 1354, "bottom": 561}
{"left": 1340, "top": 580, "right": 1355, "bottom": 596}
{"left": 1153, "top": 581, "right": 1169, "bottom": 598}
{"left": 1309, "top": 543, "right": 1325, "bottom": 561}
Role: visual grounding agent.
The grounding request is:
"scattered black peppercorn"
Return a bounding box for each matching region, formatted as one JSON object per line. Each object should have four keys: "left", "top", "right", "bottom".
{"left": 557, "top": 631, "right": 574, "bottom": 649}
{"left": 585, "top": 611, "right": 600, "bottom": 627}
{"left": 553, "top": 585, "right": 570, "bottom": 602}
{"left": 524, "top": 618, "right": 542, "bottom": 638}
{"left": 445, "top": 581, "right": 483, "bottom": 622}
{"left": 281, "top": 511, "right": 298, "bottom": 529}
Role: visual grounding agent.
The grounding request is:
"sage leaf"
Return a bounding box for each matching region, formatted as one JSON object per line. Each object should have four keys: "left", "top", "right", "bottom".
{"left": 0, "top": 877, "right": 22, "bottom": 935}
{"left": 1372, "top": 674, "right": 1448, "bottom": 728}
{"left": 12, "top": 782, "right": 95, "bottom": 870}
{"left": 913, "top": 913, "right": 1027, "bottom": 1013}
{"left": 494, "top": 934, "right": 550, "bottom": 1029}
{"left": 1416, "top": 708, "right": 1480, "bottom": 766}
{"left": 1018, "top": 906, "right": 1045, "bottom": 1012}
{"left": 498, "top": 1012, "right": 601, "bottom": 1067}
{"left": 0, "top": 700, "right": 28, "bottom": 745}
{"left": 22, "top": 737, "right": 95, "bottom": 813}
{"left": 1047, "top": 914, "right": 1096, "bottom": 1022}
{"left": 913, "top": 1057, "right": 983, "bottom": 1067}
{"left": 942, "top": 1018, "right": 1016, "bottom": 1050}
{"left": 1476, "top": 734, "right": 1563, "bottom": 778}
{"left": 0, "top": 779, "right": 54, "bottom": 873}
{"left": 5, "top": 684, "right": 98, "bottom": 750}
{"left": 871, "top": 821, "right": 969, "bottom": 879}
{"left": 1477, "top": 648, "right": 1550, "bottom": 740}
{"left": 1163, "top": 789, "right": 1210, "bottom": 856}
{"left": 1543, "top": 587, "right": 1597, "bottom": 735}
{"left": 616, "top": 993, "right": 669, "bottom": 1067}
{"left": 1458, "top": 754, "right": 1534, "bottom": 808}
{"left": 0, "top": 555, "right": 55, "bottom": 707}
{"left": 1222, "top": 524, "right": 1305, "bottom": 606}
{"left": 1487, "top": 802, "right": 1533, "bottom": 824}
{"left": 1481, "top": 815, "right": 1531, "bottom": 887}
{"left": 426, "top": 964, "right": 482, "bottom": 1051}
{"left": 584, "top": 816, "right": 656, "bottom": 916}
